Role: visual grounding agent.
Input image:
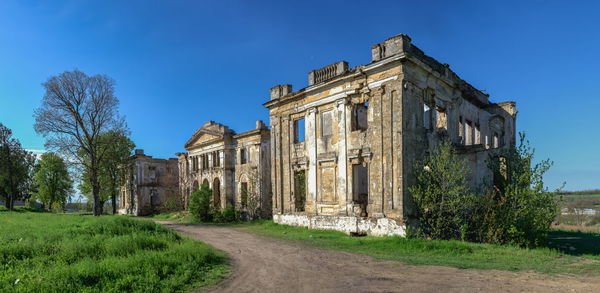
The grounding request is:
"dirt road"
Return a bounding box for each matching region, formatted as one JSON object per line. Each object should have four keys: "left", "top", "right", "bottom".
{"left": 154, "top": 221, "right": 600, "bottom": 293}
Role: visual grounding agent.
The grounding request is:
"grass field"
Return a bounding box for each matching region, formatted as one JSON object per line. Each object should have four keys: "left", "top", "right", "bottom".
{"left": 557, "top": 193, "right": 600, "bottom": 198}
{"left": 0, "top": 211, "right": 228, "bottom": 292}
{"left": 556, "top": 193, "right": 600, "bottom": 227}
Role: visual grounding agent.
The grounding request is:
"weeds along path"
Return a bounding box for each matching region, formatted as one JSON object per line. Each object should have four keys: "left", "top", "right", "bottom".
{"left": 153, "top": 220, "right": 600, "bottom": 293}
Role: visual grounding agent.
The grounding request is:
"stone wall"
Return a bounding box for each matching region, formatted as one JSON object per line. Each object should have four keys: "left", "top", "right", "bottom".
{"left": 264, "top": 33, "right": 517, "bottom": 236}
{"left": 178, "top": 121, "right": 272, "bottom": 219}
{"left": 119, "top": 150, "right": 180, "bottom": 216}
{"left": 273, "top": 214, "right": 405, "bottom": 236}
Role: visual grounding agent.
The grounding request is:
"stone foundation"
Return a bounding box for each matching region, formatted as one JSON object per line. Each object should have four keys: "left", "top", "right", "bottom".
{"left": 273, "top": 214, "right": 405, "bottom": 237}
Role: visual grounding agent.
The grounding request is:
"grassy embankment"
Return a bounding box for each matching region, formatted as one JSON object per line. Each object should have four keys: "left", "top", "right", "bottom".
{"left": 0, "top": 210, "right": 228, "bottom": 292}
{"left": 154, "top": 211, "right": 600, "bottom": 275}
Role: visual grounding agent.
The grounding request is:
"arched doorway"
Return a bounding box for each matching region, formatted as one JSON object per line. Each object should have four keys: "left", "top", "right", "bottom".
{"left": 213, "top": 178, "right": 221, "bottom": 209}
{"left": 192, "top": 180, "right": 199, "bottom": 192}
{"left": 202, "top": 178, "right": 209, "bottom": 188}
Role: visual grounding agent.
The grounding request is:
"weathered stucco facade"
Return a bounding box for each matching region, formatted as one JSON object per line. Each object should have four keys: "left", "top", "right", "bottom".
{"left": 178, "top": 121, "right": 272, "bottom": 219}
{"left": 119, "top": 149, "right": 180, "bottom": 216}
{"left": 264, "top": 34, "right": 517, "bottom": 236}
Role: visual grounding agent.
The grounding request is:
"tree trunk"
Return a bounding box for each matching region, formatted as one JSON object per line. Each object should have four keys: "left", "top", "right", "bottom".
{"left": 7, "top": 195, "right": 13, "bottom": 211}
{"left": 111, "top": 190, "right": 117, "bottom": 214}
{"left": 91, "top": 169, "right": 102, "bottom": 216}
{"left": 93, "top": 186, "right": 101, "bottom": 216}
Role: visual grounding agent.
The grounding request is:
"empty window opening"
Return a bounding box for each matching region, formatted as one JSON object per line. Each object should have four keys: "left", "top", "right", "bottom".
{"left": 435, "top": 106, "right": 447, "bottom": 130}
{"left": 493, "top": 156, "right": 508, "bottom": 192}
{"left": 352, "top": 164, "right": 369, "bottom": 217}
{"left": 475, "top": 123, "right": 481, "bottom": 144}
{"left": 213, "top": 178, "right": 221, "bottom": 209}
{"left": 458, "top": 116, "right": 464, "bottom": 144}
{"left": 493, "top": 132, "right": 500, "bottom": 148}
{"left": 294, "top": 118, "right": 305, "bottom": 143}
{"left": 240, "top": 148, "right": 247, "bottom": 164}
{"left": 240, "top": 182, "right": 248, "bottom": 208}
{"left": 321, "top": 111, "right": 333, "bottom": 137}
{"left": 294, "top": 170, "right": 306, "bottom": 212}
{"left": 465, "top": 120, "right": 473, "bottom": 145}
{"left": 213, "top": 151, "right": 220, "bottom": 167}
{"left": 423, "top": 104, "right": 432, "bottom": 130}
{"left": 352, "top": 103, "right": 368, "bottom": 131}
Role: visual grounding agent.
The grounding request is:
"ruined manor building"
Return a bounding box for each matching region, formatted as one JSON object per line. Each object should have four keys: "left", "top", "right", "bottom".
{"left": 264, "top": 34, "right": 517, "bottom": 236}
{"left": 119, "top": 149, "right": 180, "bottom": 216}
{"left": 177, "top": 121, "right": 272, "bottom": 218}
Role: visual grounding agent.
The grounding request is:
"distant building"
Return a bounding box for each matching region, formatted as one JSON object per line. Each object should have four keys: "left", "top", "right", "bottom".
{"left": 264, "top": 34, "right": 517, "bottom": 236}
{"left": 178, "top": 121, "right": 272, "bottom": 219}
{"left": 118, "top": 149, "right": 180, "bottom": 216}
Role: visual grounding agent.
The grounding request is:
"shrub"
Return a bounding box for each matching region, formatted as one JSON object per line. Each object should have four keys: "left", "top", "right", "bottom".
{"left": 221, "top": 206, "right": 240, "bottom": 222}
{"left": 409, "top": 140, "right": 479, "bottom": 241}
{"left": 188, "top": 184, "right": 212, "bottom": 222}
{"left": 410, "top": 134, "right": 558, "bottom": 247}
{"left": 479, "top": 133, "right": 558, "bottom": 247}
{"left": 163, "top": 197, "right": 184, "bottom": 213}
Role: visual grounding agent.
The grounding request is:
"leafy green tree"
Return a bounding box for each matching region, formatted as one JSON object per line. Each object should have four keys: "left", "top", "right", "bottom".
{"left": 32, "top": 152, "right": 72, "bottom": 210}
{"left": 479, "top": 133, "right": 558, "bottom": 247}
{"left": 0, "top": 123, "right": 36, "bottom": 210}
{"left": 409, "top": 140, "right": 478, "bottom": 240}
{"left": 189, "top": 184, "right": 212, "bottom": 222}
{"left": 78, "top": 131, "right": 134, "bottom": 214}
{"left": 99, "top": 131, "right": 135, "bottom": 214}
{"left": 34, "top": 70, "right": 127, "bottom": 216}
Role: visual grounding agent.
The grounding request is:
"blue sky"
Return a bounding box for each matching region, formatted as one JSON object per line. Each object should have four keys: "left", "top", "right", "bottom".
{"left": 0, "top": 0, "right": 598, "bottom": 190}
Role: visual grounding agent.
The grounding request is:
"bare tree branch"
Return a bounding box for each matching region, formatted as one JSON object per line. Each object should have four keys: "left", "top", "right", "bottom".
{"left": 34, "top": 70, "right": 127, "bottom": 216}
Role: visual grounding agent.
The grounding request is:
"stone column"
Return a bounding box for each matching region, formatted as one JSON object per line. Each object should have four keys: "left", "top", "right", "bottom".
{"left": 306, "top": 107, "right": 318, "bottom": 204}
{"left": 367, "top": 87, "right": 385, "bottom": 217}
{"left": 335, "top": 98, "right": 349, "bottom": 215}
{"left": 270, "top": 118, "right": 280, "bottom": 214}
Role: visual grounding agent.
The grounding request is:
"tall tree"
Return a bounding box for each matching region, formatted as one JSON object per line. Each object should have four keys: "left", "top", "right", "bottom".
{"left": 32, "top": 152, "right": 72, "bottom": 210}
{"left": 0, "top": 123, "right": 35, "bottom": 210}
{"left": 34, "top": 70, "right": 126, "bottom": 216}
{"left": 98, "top": 131, "right": 135, "bottom": 214}
{"left": 77, "top": 131, "right": 134, "bottom": 214}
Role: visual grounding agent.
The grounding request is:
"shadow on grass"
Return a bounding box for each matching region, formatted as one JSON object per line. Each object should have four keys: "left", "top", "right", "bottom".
{"left": 546, "top": 230, "right": 600, "bottom": 257}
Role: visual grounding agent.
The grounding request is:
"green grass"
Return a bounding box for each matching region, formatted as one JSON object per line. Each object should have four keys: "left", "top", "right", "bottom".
{"left": 238, "top": 220, "right": 600, "bottom": 275}
{"left": 151, "top": 211, "right": 195, "bottom": 223}
{"left": 0, "top": 212, "right": 229, "bottom": 292}
{"left": 0, "top": 206, "right": 48, "bottom": 213}
{"left": 557, "top": 193, "right": 600, "bottom": 198}
{"left": 547, "top": 230, "right": 600, "bottom": 259}
{"left": 150, "top": 211, "right": 238, "bottom": 225}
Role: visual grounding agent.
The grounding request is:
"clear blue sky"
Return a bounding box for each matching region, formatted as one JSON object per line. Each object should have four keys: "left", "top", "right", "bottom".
{"left": 1, "top": 0, "right": 598, "bottom": 191}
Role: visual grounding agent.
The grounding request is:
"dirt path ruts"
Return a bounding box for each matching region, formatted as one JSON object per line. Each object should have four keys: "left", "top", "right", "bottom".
{"left": 154, "top": 221, "right": 600, "bottom": 293}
